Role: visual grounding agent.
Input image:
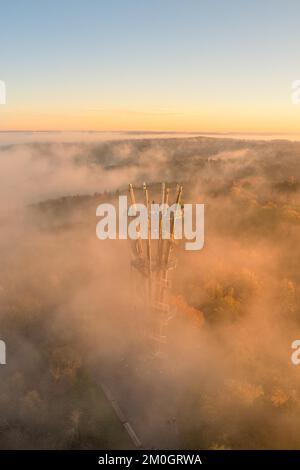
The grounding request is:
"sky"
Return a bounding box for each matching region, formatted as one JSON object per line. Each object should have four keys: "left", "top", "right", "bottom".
{"left": 1, "top": 0, "right": 300, "bottom": 132}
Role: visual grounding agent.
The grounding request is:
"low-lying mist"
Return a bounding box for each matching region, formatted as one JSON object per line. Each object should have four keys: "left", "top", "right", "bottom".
{"left": 1, "top": 134, "right": 300, "bottom": 449}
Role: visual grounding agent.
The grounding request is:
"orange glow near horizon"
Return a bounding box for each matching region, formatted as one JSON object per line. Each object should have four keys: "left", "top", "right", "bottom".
{"left": 1, "top": 101, "right": 300, "bottom": 134}
{"left": 0, "top": 95, "right": 300, "bottom": 134}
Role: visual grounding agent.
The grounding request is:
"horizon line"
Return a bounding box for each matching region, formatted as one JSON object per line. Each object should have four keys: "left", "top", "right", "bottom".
{"left": 0, "top": 130, "right": 300, "bottom": 135}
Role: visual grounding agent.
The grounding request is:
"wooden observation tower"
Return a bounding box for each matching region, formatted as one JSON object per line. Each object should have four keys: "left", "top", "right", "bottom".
{"left": 128, "top": 182, "right": 183, "bottom": 354}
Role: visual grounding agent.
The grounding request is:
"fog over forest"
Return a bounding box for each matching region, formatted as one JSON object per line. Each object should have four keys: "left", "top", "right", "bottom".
{"left": 1, "top": 134, "right": 300, "bottom": 449}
